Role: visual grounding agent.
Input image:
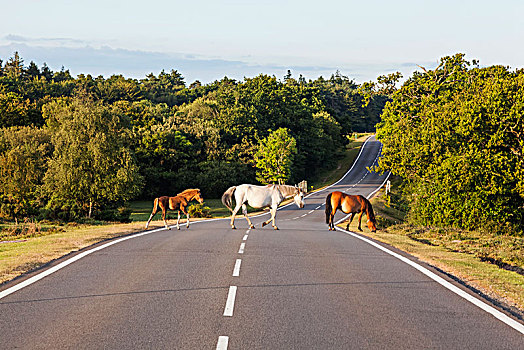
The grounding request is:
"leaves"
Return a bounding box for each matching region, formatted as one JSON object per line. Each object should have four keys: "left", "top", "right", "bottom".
{"left": 377, "top": 54, "right": 524, "bottom": 234}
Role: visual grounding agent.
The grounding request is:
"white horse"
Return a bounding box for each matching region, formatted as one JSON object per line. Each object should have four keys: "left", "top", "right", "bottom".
{"left": 221, "top": 184, "right": 305, "bottom": 230}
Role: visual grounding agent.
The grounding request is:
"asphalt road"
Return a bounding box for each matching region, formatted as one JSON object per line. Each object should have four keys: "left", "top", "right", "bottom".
{"left": 1, "top": 136, "right": 523, "bottom": 349}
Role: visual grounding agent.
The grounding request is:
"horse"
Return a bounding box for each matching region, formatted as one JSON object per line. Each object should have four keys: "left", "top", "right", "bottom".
{"left": 221, "top": 184, "right": 305, "bottom": 230}
{"left": 325, "top": 191, "right": 377, "bottom": 232}
{"left": 145, "top": 189, "right": 204, "bottom": 230}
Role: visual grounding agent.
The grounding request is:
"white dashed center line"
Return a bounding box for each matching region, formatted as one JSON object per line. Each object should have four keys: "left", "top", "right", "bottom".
{"left": 216, "top": 336, "right": 229, "bottom": 349}
{"left": 223, "top": 286, "right": 237, "bottom": 316}
{"left": 238, "top": 242, "right": 245, "bottom": 254}
{"left": 233, "top": 259, "right": 242, "bottom": 277}
{"left": 242, "top": 234, "right": 248, "bottom": 241}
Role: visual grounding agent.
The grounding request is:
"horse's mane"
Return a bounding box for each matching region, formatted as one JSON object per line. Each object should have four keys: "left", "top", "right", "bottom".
{"left": 177, "top": 188, "right": 201, "bottom": 196}
{"left": 276, "top": 184, "right": 300, "bottom": 197}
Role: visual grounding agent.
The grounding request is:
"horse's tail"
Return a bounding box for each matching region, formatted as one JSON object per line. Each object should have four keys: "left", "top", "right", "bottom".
{"left": 325, "top": 193, "right": 333, "bottom": 224}
{"left": 221, "top": 186, "right": 237, "bottom": 212}
{"left": 145, "top": 197, "right": 160, "bottom": 229}
{"left": 151, "top": 197, "right": 159, "bottom": 214}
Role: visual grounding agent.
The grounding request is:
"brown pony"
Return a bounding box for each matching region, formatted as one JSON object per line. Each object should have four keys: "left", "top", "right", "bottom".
{"left": 145, "top": 189, "right": 204, "bottom": 230}
{"left": 325, "top": 191, "right": 377, "bottom": 232}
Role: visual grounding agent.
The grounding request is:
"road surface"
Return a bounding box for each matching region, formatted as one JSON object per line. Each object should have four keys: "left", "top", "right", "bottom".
{"left": 1, "top": 136, "right": 522, "bottom": 349}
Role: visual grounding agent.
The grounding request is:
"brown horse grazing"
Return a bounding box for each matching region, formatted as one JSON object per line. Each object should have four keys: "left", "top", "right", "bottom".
{"left": 145, "top": 189, "right": 204, "bottom": 230}
{"left": 325, "top": 191, "right": 377, "bottom": 232}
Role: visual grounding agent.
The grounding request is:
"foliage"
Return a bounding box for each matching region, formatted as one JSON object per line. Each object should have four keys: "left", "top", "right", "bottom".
{"left": 0, "top": 126, "right": 51, "bottom": 220}
{"left": 254, "top": 127, "right": 297, "bottom": 184}
{"left": 376, "top": 53, "right": 524, "bottom": 234}
{"left": 0, "top": 52, "right": 386, "bottom": 222}
{"left": 42, "top": 94, "right": 143, "bottom": 219}
{"left": 187, "top": 203, "right": 212, "bottom": 218}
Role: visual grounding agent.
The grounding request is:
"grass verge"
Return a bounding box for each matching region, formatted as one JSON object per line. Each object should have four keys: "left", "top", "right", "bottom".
{"left": 337, "top": 186, "right": 524, "bottom": 316}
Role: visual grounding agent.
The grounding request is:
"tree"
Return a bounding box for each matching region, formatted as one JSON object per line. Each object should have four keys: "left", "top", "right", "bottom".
{"left": 254, "top": 128, "right": 297, "bottom": 184}
{"left": 376, "top": 54, "right": 524, "bottom": 233}
{"left": 0, "top": 126, "right": 51, "bottom": 221}
{"left": 42, "top": 95, "right": 142, "bottom": 219}
{"left": 4, "top": 52, "right": 24, "bottom": 78}
{"left": 26, "top": 61, "right": 40, "bottom": 78}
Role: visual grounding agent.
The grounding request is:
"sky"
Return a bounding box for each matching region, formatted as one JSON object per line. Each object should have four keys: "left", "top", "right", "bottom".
{"left": 1, "top": 0, "right": 523, "bottom": 84}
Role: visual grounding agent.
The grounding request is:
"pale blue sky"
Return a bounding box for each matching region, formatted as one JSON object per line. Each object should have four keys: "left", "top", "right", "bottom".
{"left": 1, "top": 0, "right": 523, "bottom": 83}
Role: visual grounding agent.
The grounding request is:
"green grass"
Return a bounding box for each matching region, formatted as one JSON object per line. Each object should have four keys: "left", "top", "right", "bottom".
{"left": 359, "top": 185, "right": 524, "bottom": 313}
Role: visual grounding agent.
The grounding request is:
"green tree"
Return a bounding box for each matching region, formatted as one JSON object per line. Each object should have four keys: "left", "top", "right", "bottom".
{"left": 376, "top": 54, "right": 524, "bottom": 233}
{"left": 42, "top": 95, "right": 142, "bottom": 219}
{"left": 0, "top": 126, "right": 51, "bottom": 221}
{"left": 4, "top": 52, "right": 24, "bottom": 78}
{"left": 254, "top": 128, "right": 297, "bottom": 184}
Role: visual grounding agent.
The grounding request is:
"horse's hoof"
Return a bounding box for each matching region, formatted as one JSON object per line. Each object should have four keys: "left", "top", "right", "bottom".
{"left": 358, "top": 228, "right": 363, "bottom": 232}
{"left": 261, "top": 222, "right": 267, "bottom": 227}
{"left": 249, "top": 225, "right": 255, "bottom": 229}
{"left": 273, "top": 226, "right": 279, "bottom": 230}
{"left": 177, "top": 227, "right": 180, "bottom": 230}
{"left": 231, "top": 226, "right": 236, "bottom": 229}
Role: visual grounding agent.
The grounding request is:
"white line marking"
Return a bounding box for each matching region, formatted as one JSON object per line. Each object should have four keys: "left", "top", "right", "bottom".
{"left": 223, "top": 286, "right": 237, "bottom": 316}
{"left": 305, "top": 135, "right": 374, "bottom": 199}
{"left": 233, "top": 259, "right": 242, "bottom": 277}
{"left": 216, "top": 336, "right": 229, "bottom": 350}
{"left": 315, "top": 205, "right": 321, "bottom": 209}
{"left": 242, "top": 234, "right": 248, "bottom": 241}
{"left": 0, "top": 226, "right": 167, "bottom": 300}
{"left": 335, "top": 226, "right": 524, "bottom": 335}
{"left": 332, "top": 173, "right": 524, "bottom": 335}
{"left": 238, "top": 242, "right": 245, "bottom": 254}
{"left": 308, "top": 210, "right": 314, "bottom": 214}
{"left": 300, "top": 214, "right": 307, "bottom": 217}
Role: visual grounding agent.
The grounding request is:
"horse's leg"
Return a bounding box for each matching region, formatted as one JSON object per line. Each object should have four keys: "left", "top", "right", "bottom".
{"left": 270, "top": 207, "right": 278, "bottom": 230}
{"left": 346, "top": 213, "right": 355, "bottom": 231}
{"left": 262, "top": 206, "right": 278, "bottom": 230}
{"left": 230, "top": 203, "right": 242, "bottom": 229}
{"left": 261, "top": 209, "right": 272, "bottom": 228}
{"left": 242, "top": 204, "right": 255, "bottom": 229}
{"left": 186, "top": 210, "right": 190, "bottom": 229}
{"left": 176, "top": 210, "right": 181, "bottom": 230}
{"left": 357, "top": 211, "right": 364, "bottom": 231}
{"left": 162, "top": 208, "right": 170, "bottom": 230}
{"left": 329, "top": 208, "right": 337, "bottom": 231}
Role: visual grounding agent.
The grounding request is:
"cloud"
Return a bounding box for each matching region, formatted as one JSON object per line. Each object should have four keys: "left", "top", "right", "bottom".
{"left": 0, "top": 36, "right": 424, "bottom": 84}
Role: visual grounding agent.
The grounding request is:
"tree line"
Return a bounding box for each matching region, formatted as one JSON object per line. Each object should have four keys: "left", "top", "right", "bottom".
{"left": 0, "top": 53, "right": 386, "bottom": 222}
{"left": 376, "top": 54, "right": 523, "bottom": 235}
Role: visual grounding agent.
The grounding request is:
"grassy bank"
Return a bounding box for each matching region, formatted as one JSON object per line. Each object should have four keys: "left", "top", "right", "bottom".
{"left": 340, "top": 184, "right": 524, "bottom": 315}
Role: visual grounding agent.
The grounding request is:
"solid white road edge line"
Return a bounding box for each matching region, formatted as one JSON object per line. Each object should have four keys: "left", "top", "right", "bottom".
{"left": 0, "top": 226, "right": 167, "bottom": 300}
{"left": 335, "top": 225, "right": 524, "bottom": 335}
{"left": 233, "top": 259, "right": 242, "bottom": 277}
{"left": 223, "top": 286, "right": 237, "bottom": 316}
{"left": 332, "top": 173, "right": 524, "bottom": 335}
{"left": 216, "top": 336, "right": 229, "bottom": 350}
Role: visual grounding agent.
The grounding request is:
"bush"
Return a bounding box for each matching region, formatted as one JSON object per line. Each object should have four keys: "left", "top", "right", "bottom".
{"left": 187, "top": 203, "right": 212, "bottom": 218}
